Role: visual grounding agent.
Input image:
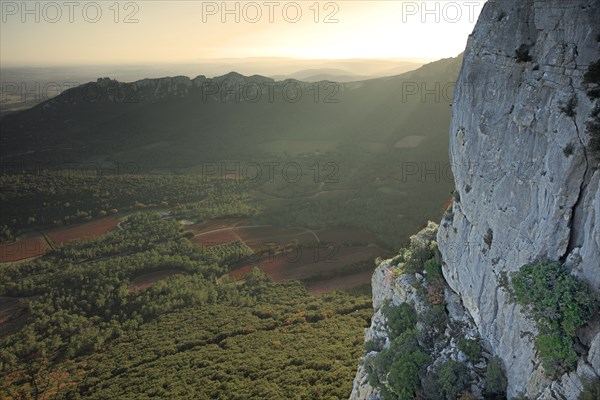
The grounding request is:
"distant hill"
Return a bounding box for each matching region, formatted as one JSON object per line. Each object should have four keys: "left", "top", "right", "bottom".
{"left": 0, "top": 54, "right": 463, "bottom": 250}
{"left": 0, "top": 55, "right": 462, "bottom": 170}
{"left": 271, "top": 68, "right": 368, "bottom": 82}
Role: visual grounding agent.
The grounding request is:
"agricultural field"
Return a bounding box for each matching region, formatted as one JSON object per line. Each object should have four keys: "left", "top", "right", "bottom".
{"left": 305, "top": 270, "right": 374, "bottom": 295}
{"left": 231, "top": 246, "right": 385, "bottom": 286}
{"left": 187, "top": 218, "right": 249, "bottom": 247}
{"left": 190, "top": 230, "right": 240, "bottom": 246}
{"left": 186, "top": 221, "right": 388, "bottom": 293}
{"left": 235, "top": 226, "right": 319, "bottom": 247}
{"left": 0, "top": 235, "right": 48, "bottom": 263}
{"left": 46, "top": 216, "right": 121, "bottom": 246}
{"left": 185, "top": 218, "right": 249, "bottom": 235}
{"left": 0, "top": 217, "right": 123, "bottom": 263}
{"left": 313, "top": 227, "right": 380, "bottom": 245}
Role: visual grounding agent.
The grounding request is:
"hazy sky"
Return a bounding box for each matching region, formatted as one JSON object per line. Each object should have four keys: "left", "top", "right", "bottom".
{"left": 0, "top": 1, "right": 486, "bottom": 66}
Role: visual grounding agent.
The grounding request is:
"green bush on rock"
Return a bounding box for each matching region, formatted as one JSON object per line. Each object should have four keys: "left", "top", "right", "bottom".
{"left": 382, "top": 301, "right": 418, "bottom": 340}
{"left": 511, "top": 261, "right": 598, "bottom": 376}
{"left": 437, "top": 360, "right": 470, "bottom": 399}
{"left": 424, "top": 258, "right": 443, "bottom": 281}
{"left": 367, "top": 329, "right": 430, "bottom": 400}
{"left": 458, "top": 339, "right": 482, "bottom": 364}
{"left": 484, "top": 356, "right": 507, "bottom": 399}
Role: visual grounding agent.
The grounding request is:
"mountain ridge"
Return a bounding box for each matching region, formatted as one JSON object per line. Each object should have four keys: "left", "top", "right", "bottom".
{"left": 0, "top": 55, "right": 462, "bottom": 169}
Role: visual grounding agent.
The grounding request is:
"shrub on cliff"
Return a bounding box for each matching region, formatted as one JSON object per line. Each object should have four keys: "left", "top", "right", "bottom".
{"left": 386, "top": 339, "right": 430, "bottom": 400}
{"left": 399, "top": 223, "right": 438, "bottom": 274}
{"left": 586, "top": 105, "right": 600, "bottom": 157}
{"left": 366, "top": 303, "right": 431, "bottom": 400}
{"left": 437, "top": 360, "right": 470, "bottom": 399}
{"left": 424, "top": 258, "right": 445, "bottom": 305}
{"left": 458, "top": 339, "right": 482, "bottom": 364}
{"left": 382, "top": 301, "right": 418, "bottom": 340}
{"left": 417, "top": 304, "right": 448, "bottom": 350}
{"left": 424, "top": 258, "right": 443, "bottom": 281}
{"left": 534, "top": 334, "right": 578, "bottom": 377}
{"left": 515, "top": 44, "right": 533, "bottom": 63}
{"left": 511, "top": 261, "right": 598, "bottom": 376}
{"left": 484, "top": 356, "right": 508, "bottom": 399}
{"left": 367, "top": 329, "right": 430, "bottom": 400}
{"left": 578, "top": 377, "right": 600, "bottom": 400}
{"left": 364, "top": 339, "right": 383, "bottom": 353}
{"left": 421, "top": 373, "right": 443, "bottom": 400}
{"left": 584, "top": 59, "right": 600, "bottom": 97}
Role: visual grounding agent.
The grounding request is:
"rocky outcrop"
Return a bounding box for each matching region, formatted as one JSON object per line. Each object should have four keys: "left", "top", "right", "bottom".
{"left": 350, "top": 223, "right": 488, "bottom": 400}
{"left": 46, "top": 71, "right": 348, "bottom": 106}
{"left": 352, "top": 1, "right": 599, "bottom": 399}
{"left": 438, "top": 1, "right": 599, "bottom": 398}
{"left": 47, "top": 72, "right": 279, "bottom": 105}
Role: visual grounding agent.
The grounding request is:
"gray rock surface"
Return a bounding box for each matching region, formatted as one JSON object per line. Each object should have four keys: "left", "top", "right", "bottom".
{"left": 350, "top": 224, "right": 485, "bottom": 399}
{"left": 437, "top": 0, "right": 600, "bottom": 398}
{"left": 351, "top": 1, "right": 599, "bottom": 399}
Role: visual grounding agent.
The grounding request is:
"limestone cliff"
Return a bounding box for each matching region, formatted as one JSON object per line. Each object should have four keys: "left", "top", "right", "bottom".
{"left": 350, "top": 223, "right": 487, "bottom": 400}
{"left": 351, "top": 1, "right": 599, "bottom": 399}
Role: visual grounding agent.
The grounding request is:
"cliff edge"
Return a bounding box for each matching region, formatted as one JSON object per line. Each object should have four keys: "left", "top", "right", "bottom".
{"left": 438, "top": 0, "right": 599, "bottom": 397}
{"left": 351, "top": 1, "right": 599, "bottom": 399}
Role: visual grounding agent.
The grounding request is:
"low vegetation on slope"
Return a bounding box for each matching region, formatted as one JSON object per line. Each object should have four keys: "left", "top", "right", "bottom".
{"left": 362, "top": 224, "right": 509, "bottom": 400}
{"left": 510, "top": 261, "right": 598, "bottom": 377}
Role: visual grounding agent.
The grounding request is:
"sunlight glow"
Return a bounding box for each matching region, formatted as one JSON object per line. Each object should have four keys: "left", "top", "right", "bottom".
{"left": 0, "top": 1, "right": 485, "bottom": 66}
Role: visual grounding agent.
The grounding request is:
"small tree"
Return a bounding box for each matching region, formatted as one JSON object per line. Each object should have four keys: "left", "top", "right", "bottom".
{"left": 437, "top": 360, "right": 470, "bottom": 399}
{"left": 458, "top": 339, "right": 482, "bottom": 364}
{"left": 382, "top": 301, "right": 417, "bottom": 339}
{"left": 484, "top": 357, "right": 507, "bottom": 399}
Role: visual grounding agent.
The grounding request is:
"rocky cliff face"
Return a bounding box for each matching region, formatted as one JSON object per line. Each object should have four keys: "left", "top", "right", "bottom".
{"left": 438, "top": 0, "right": 599, "bottom": 398}
{"left": 350, "top": 223, "right": 492, "bottom": 399}
{"left": 351, "top": 1, "right": 600, "bottom": 399}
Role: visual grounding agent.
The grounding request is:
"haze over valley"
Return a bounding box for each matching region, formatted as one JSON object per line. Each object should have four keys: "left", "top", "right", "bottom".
{"left": 4, "top": 1, "right": 599, "bottom": 399}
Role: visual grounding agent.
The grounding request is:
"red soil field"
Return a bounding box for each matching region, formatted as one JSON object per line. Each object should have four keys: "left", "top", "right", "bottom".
{"left": 276, "top": 245, "right": 382, "bottom": 281}
{"left": 230, "top": 245, "right": 384, "bottom": 286}
{"left": 0, "top": 236, "right": 48, "bottom": 263}
{"left": 186, "top": 218, "right": 247, "bottom": 235}
{"left": 234, "top": 226, "right": 319, "bottom": 247}
{"left": 189, "top": 219, "right": 388, "bottom": 295}
{"left": 305, "top": 270, "right": 374, "bottom": 295}
{"left": 47, "top": 216, "right": 120, "bottom": 245}
{"left": 190, "top": 230, "right": 240, "bottom": 246}
{"left": 128, "top": 269, "right": 188, "bottom": 293}
{"left": 190, "top": 224, "right": 378, "bottom": 252}
{"left": 188, "top": 222, "right": 319, "bottom": 250}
